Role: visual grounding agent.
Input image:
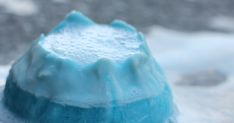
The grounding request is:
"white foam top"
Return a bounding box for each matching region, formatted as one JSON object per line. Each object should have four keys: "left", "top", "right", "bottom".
{"left": 42, "top": 25, "right": 141, "bottom": 63}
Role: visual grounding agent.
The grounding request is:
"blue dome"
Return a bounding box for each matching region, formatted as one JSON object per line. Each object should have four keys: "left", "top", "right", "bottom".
{"left": 4, "top": 11, "right": 176, "bottom": 123}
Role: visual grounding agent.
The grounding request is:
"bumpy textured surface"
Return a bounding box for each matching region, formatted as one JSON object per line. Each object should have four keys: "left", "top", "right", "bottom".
{"left": 3, "top": 11, "right": 176, "bottom": 123}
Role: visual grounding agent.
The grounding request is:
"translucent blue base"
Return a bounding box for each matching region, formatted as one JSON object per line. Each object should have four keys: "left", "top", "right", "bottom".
{"left": 4, "top": 71, "right": 175, "bottom": 123}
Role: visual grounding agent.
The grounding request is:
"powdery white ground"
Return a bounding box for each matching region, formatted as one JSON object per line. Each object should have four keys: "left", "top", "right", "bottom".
{"left": 147, "top": 26, "right": 234, "bottom": 123}
{"left": 147, "top": 26, "right": 234, "bottom": 74}
{"left": 0, "top": 27, "right": 234, "bottom": 122}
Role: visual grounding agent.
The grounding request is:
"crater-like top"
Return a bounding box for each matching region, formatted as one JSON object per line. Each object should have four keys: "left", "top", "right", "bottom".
{"left": 8, "top": 11, "right": 169, "bottom": 108}
{"left": 42, "top": 25, "right": 141, "bottom": 64}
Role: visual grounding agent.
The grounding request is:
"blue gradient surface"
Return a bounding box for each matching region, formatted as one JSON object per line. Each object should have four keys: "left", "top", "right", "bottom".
{"left": 3, "top": 11, "right": 176, "bottom": 123}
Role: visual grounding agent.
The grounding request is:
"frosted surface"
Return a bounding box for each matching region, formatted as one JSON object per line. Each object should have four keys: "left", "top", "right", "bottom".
{"left": 43, "top": 26, "right": 141, "bottom": 63}
{"left": 2, "top": 11, "right": 176, "bottom": 123}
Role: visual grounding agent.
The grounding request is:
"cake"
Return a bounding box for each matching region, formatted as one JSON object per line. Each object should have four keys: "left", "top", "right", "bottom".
{"left": 3, "top": 11, "right": 176, "bottom": 123}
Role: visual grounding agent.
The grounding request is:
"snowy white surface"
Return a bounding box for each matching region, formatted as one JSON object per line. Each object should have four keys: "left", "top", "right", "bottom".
{"left": 0, "top": 27, "right": 234, "bottom": 123}
{"left": 147, "top": 26, "right": 234, "bottom": 74}
{"left": 147, "top": 27, "right": 234, "bottom": 123}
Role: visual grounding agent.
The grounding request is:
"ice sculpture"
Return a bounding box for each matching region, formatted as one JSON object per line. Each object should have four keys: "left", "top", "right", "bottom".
{"left": 3, "top": 11, "right": 176, "bottom": 123}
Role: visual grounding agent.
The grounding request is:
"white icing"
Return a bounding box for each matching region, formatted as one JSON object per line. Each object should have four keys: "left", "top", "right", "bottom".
{"left": 42, "top": 26, "right": 141, "bottom": 64}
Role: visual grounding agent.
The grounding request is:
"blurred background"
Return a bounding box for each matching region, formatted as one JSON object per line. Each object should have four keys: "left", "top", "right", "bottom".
{"left": 0, "top": 0, "right": 234, "bottom": 123}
